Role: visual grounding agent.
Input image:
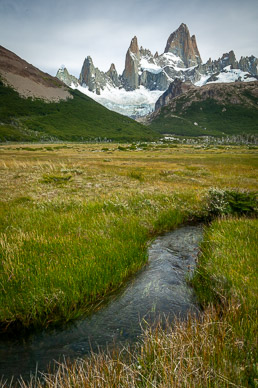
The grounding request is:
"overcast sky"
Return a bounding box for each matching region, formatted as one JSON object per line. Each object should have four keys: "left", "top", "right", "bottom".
{"left": 0, "top": 0, "right": 257, "bottom": 77}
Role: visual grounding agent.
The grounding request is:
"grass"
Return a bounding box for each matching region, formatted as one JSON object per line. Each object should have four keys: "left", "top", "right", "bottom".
{"left": 0, "top": 143, "right": 257, "bottom": 385}
{"left": 19, "top": 217, "right": 257, "bottom": 387}
{"left": 191, "top": 217, "right": 258, "bottom": 386}
{"left": 149, "top": 98, "right": 258, "bottom": 136}
{"left": 0, "top": 80, "right": 157, "bottom": 142}
{"left": 0, "top": 197, "right": 188, "bottom": 329}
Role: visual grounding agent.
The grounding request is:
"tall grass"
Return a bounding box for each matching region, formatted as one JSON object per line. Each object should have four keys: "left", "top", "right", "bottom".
{"left": 19, "top": 217, "right": 257, "bottom": 388}
{"left": 0, "top": 143, "right": 257, "bottom": 331}
{"left": 192, "top": 217, "right": 258, "bottom": 386}
{"left": 0, "top": 194, "right": 192, "bottom": 330}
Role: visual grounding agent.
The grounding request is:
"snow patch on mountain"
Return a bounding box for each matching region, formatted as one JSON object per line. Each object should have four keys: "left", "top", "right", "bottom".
{"left": 140, "top": 58, "right": 162, "bottom": 74}
{"left": 75, "top": 84, "right": 164, "bottom": 117}
{"left": 196, "top": 66, "right": 257, "bottom": 86}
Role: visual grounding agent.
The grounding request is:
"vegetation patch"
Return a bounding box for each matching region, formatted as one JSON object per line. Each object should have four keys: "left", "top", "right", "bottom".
{"left": 0, "top": 194, "right": 192, "bottom": 330}
{"left": 42, "top": 174, "right": 72, "bottom": 184}
{"left": 191, "top": 217, "right": 257, "bottom": 386}
{"left": 149, "top": 98, "right": 258, "bottom": 136}
{"left": 23, "top": 217, "right": 257, "bottom": 388}
{"left": 0, "top": 81, "right": 158, "bottom": 142}
{"left": 206, "top": 187, "right": 257, "bottom": 217}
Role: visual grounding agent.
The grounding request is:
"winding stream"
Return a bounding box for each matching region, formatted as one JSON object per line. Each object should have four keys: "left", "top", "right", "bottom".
{"left": 0, "top": 225, "right": 203, "bottom": 383}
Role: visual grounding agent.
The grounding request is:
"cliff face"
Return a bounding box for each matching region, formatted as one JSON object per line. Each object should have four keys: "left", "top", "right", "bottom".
{"left": 122, "top": 36, "right": 140, "bottom": 90}
{"left": 79, "top": 56, "right": 121, "bottom": 94}
{"left": 155, "top": 78, "right": 196, "bottom": 110}
{"left": 164, "top": 23, "right": 202, "bottom": 67}
{"left": 106, "top": 63, "right": 120, "bottom": 87}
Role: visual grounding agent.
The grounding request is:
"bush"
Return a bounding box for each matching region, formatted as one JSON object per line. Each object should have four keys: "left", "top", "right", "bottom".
{"left": 42, "top": 174, "right": 72, "bottom": 184}
{"left": 206, "top": 188, "right": 257, "bottom": 217}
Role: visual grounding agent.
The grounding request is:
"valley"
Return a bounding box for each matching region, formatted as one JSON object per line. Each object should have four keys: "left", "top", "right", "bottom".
{"left": 0, "top": 143, "right": 257, "bottom": 386}
{"left": 0, "top": 16, "right": 257, "bottom": 388}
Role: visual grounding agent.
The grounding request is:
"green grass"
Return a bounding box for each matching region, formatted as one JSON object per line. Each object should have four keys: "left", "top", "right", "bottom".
{"left": 0, "top": 144, "right": 257, "bottom": 385}
{"left": 150, "top": 98, "right": 258, "bottom": 136}
{"left": 191, "top": 217, "right": 258, "bottom": 386}
{"left": 0, "top": 80, "right": 158, "bottom": 142}
{"left": 24, "top": 217, "right": 258, "bottom": 387}
{"left": 0, "top": 194, "right": 191, "bottom": 330}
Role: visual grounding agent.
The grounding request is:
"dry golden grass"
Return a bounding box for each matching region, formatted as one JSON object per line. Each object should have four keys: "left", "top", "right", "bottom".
{"left": 0, "top": 143, "right": 257, "bottom": 204}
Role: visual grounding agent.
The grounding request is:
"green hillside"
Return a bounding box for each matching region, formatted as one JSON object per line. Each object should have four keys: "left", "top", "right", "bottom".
{"left": 149, "top": 88, "right": 258, "bottom": 137}
{"left": 0, "top": 80, "right": 157, "bottom": 142}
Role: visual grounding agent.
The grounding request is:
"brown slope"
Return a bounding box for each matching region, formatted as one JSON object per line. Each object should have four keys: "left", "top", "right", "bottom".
{"left": 0, "top": 45, "right": 71, "bottom": 102}
{"left": 148, "top": 80, "right": 258, "bottom": 121}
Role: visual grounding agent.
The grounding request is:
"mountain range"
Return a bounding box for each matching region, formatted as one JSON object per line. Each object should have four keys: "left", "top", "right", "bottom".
{"left": 56, "top": 23, "right": 258, "bottom": 118}
{"left": 0, "top": 45, "right": 154, "bottom": 142}
{"left": 0, "top": 23, "right": 257, "bottom": 143}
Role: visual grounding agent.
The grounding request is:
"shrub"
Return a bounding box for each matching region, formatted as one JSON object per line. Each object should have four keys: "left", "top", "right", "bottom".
{"left": 42, "top": 174, "right": 72, "bottom": 184}
{"left": 206, "top": 188, "right": 257, "bottom": 217}
{"left": 128, "top": 170, "right": 144, "bottom": 181}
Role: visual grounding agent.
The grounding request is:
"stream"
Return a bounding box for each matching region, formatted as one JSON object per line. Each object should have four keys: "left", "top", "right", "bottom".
{"left": 0, "top": 225, "right": 203, "bottom": 383}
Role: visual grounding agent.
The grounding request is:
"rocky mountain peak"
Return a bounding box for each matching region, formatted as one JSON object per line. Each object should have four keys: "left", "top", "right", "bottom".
{"left": 129, "top": 36, "right": 140, "bottom": 57}
{"left": 220, "top": 50, "right": 237, "bottom": 67}
{"left": 164, "top": 23, "right": 202, "bottom": 67}
{"left": 122, "top": 36, "right": 141, "bottom": 90}
{"left": 106, "top": 63, "right": 120, "bottom": 87}
{"left": 79, "top": 56, "right": 120, "bottom": 94}
{"left": 108, "top": 63, "right": 116, "bottom": 72}
{"left": 56, "top": 66, "right": 79, "bottom": 87}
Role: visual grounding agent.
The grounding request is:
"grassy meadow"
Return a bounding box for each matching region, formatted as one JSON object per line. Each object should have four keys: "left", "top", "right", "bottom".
{"left": 22, "top": 217, "right": 257, "bottom": 388}
{"left": 0, "top": 142, "right": 257, "bottom": 386}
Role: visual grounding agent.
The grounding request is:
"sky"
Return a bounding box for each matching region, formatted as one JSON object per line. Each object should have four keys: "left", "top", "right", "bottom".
{"left": 0, "top": 0, "right": 258, "bottom": 77}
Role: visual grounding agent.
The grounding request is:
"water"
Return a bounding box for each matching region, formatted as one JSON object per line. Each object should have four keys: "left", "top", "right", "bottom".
{"left": 0, "top": 225, "right": 203, "bottom": 383}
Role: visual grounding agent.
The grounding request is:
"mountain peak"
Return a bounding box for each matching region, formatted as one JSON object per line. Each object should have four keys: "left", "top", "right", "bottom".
{"left": 178, "top": 23, "right": 189, "bottom": 31}
{"left": 129, "top": 36, "right": 139, "bottom": 56}
{"left": 56, "top": 66, "right": 79, "bottom": 87}
{"left": 108, "top": 63, "right": 116, "bottom": 72}
{"left": 164, "top": 23, "right": 202, "bottom": 67}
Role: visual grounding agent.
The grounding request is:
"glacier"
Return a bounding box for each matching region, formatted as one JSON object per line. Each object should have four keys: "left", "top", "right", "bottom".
{"left": 74, "top": 84, "right": 164, "bottom": 118}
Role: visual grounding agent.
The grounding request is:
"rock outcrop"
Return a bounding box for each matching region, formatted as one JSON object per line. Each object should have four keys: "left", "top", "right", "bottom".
{"left": 106, "top": 63, "right": 120, "bottom": 87}
{"left": 238, "top": 55, "right": 258, "bottom": 76}
{"left": 122, "top": 36, "right": 140, "bottom": 90}
{"left": 79, "top": 56, "right": 121, "bottom": 94}
{"left": 164, "top": 23, "right": 202, "bottom": 67}
{"left": 155, "top": 78, "right": 196, "bottom": 110}
{"left": 56, "top": 66, "right": 79, "bottom": 87}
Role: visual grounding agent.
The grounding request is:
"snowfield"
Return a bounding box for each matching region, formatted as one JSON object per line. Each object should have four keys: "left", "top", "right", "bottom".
{"left": 74, "top": 84, "right": 164, "bottom": 117}
{"left": 196, "top": 66, "right": 257, "bottom": 86}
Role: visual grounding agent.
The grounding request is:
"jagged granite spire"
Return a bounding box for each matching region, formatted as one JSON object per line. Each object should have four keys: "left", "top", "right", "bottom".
{"left": 122, "top": 36, "right": 140, "bottom": 90}
{"left": 106, "top": 63, "right": 120, "bottom": 87}
{"left": 164, "top": 23, "right": 202, "bottom": 67}
{"left": 79, "top": 56, "right": 121, "bottom": 94}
